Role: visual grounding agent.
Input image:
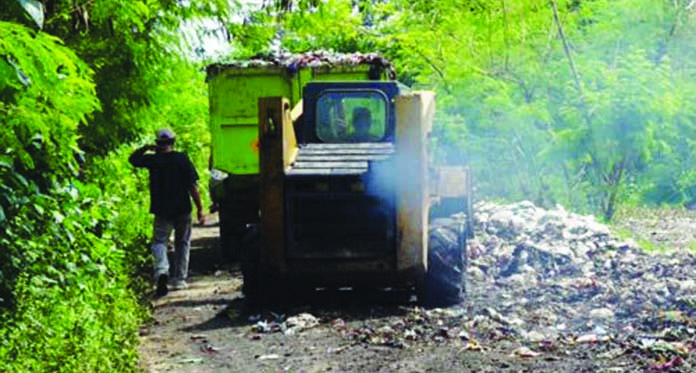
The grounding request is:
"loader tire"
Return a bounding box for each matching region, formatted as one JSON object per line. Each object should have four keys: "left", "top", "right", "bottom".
{"left": 241, "top": 257, "right": 259, "bottom": 301}
{"left": 218, "top": 206, "right": 244, "bottom": 262}
{"left": 240, "top": 226, "right": 262, "bottom": 303}
{"left": 420, "top": 218, "right": 467, "bottom": 308}
{"left": 239, "top": 226, "right": 290, "bottom": 307}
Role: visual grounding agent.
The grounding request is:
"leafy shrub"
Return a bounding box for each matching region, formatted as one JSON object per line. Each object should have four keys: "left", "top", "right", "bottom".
{"left": 0, "top": 140, "right": 153, "bottom": 373}
{"left": 0, "top": 182, "right": 144, "bottom": 372}
{"left": 0, "top": 18, "right": 150, "bottom": 372}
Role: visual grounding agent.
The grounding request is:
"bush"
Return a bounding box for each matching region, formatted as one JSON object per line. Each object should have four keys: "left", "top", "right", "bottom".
{"left": 0, "top": 19, "right": 151, "bottom": 372}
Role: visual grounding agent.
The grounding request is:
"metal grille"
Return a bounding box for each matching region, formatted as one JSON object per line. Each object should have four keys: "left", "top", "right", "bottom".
{"left": 285, "top": 143, "right": 396, "bottom": 259}
{"left": 286, "top": 188, "right": 394, "bottom": 259}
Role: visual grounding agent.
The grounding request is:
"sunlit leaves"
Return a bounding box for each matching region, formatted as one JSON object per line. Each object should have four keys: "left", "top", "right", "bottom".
{"left": 0, "top": 21, "right": 98, "bottom": 184}
{"left": 374, "top": 0, "right": 696, "bottom": 216}
{"left": 0, "top": 2, "right": 209, "bottom": 369}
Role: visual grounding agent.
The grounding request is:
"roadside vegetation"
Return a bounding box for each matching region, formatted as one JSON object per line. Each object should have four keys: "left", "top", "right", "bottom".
{"left": 0, "top": 0, "right": 222, "bottom": 371}
{"left": 612, "top": 205, "right": 696, "bottom": 253}
{"left": 1, "top": 0, "right": 694, "bottom": 370}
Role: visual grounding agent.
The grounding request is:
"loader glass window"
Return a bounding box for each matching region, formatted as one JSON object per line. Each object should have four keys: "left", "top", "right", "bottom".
{"left": 316, "top": 91, "right": 388, "bottom": 143}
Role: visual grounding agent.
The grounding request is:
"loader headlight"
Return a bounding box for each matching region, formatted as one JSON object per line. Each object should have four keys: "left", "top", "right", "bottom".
{"left": 350, "top": 182, "right": 365, "bottom": 192}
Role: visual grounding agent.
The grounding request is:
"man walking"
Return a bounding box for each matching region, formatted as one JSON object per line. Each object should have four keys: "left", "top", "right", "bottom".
{"left": 129, "top": 129, "right": 205, "bottom": 296}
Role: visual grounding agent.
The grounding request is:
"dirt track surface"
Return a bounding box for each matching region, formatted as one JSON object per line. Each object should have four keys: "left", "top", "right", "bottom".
{"left": 139, "top": 208, "right": 696, "bottom": 372}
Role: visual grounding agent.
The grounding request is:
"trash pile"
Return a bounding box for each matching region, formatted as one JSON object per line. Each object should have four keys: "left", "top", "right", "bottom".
{"left": 243, "top": 201, "right": 696, "bottom": 368}
{"left": 462, "top": 201, "right": 696, "bottom": 368}
{"left": 205, "top": 50, "right": 396, "bottom": 81}
{"left": 466, "top": 201, "right": 696, "bottom": 338}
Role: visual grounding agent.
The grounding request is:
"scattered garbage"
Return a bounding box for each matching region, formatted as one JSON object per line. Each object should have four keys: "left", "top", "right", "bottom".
{"left": 512, "top": 346, "right": 541, "bottom": 358}
{"left": 238, "top": 201, "right": 696, "bottom": 368}
{"left": 461, "top": 201, "right": 696, "bottom": 367}
{"left": 650, "top": 356, "right": 684, "bottom": 371}
{"left": 574, "top": 334, "right": 610, "bottom": 344}
{"left": 284, "top": 313, "right": 319, "bottom": 335}
{"left": 200, "top": 343, "right": 219, "bottom": 353}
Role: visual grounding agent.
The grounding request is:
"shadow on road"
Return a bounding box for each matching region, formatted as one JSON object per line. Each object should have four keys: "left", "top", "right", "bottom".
{"left": 178, "top": 298, "right": 250, "bottom": 332}
{"left": 166, "top": 230, "right": 236, "bottom": 275}
{"left": 173, "top": 288, "right": 420, "bottom": 335}
{"left": 168, "top": 219, "right": 427, "bottom": 335}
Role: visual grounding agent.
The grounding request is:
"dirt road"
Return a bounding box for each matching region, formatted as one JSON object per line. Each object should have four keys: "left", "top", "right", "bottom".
{"left": 139, "top": 207, "right": 696, "bottom": 372}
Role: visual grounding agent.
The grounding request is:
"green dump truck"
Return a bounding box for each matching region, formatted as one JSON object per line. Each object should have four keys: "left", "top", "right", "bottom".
{"left": 205, "top": 53, "right": 472, "bottom": 306}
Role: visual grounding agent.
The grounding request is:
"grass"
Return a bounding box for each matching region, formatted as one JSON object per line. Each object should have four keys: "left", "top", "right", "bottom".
{"left": 612, "top": 225, "right": 671, "bottom": 253}
{"left": 610, "top": 225, "right": 635, "bottom": 241}
{"left": 636, "top": 238, "right": 672, "bottom": 254}
{"left": 689, "top": 241, "right": 696, "bottom": 252}
{"left": 610, "top": 205, "right": 696, "bottom": 253}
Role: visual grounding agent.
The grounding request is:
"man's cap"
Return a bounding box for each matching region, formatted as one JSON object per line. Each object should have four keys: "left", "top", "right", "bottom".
{"left": 156, "top": 128, "right": 176, "bottom": 142}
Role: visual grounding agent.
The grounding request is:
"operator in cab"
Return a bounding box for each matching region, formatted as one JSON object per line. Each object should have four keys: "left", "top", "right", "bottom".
{"left": 349, "top": 107, "right": 373, "bottom": 142}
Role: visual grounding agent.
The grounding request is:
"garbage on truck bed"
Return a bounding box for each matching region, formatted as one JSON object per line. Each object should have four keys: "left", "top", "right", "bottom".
{"left": 205, "top": 50, "right": 396, "bottom": 81}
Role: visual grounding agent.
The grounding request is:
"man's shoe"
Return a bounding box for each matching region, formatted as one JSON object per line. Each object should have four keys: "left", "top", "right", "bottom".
{"left": 156, "top": 274, "right": 168, "bottom": 296}
{"left": 171, "top": 280, "right": 188, "bottom": 290}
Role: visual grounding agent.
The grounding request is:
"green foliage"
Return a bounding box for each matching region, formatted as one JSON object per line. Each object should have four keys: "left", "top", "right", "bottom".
{"left": 688, "top": 241, "right": 696, "bottom": 252}
{"left": 0, "top": 15, "right": 149, "bottom": 372}
{"left": 0, "top": 18, "right": 98, "bottom": 305}
{"left": 0, "top": 182, "right": 144, "bottom": 372}
{"left": 14, "top": 0, "right": 229, "bottom": 155}
{"left": 0, "top": 20, "right": 98, "bottom": 185}
{"left": 380, "top": 0, "right": 696, "bottom": 218}
{"left": 280, "top": 0, "right": 377, "bottom": 53}
{"left": 0, "top": 0, "right": 218, "bottom": 370}
{"left": 1, "top": 0, "right": 695, "bottom": 369}
{"left": 224, "top": 0, "right": 385, "bottom": 56}
{"left": 221, "top": 0, "right": 696, "bottom": 219}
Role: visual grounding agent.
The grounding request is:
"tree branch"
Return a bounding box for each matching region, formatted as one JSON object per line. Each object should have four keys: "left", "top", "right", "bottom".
{"left": 415, "top": 50, "right": 452, "bottom": 94}
{"left": 549, "top": 0, "right": 582, "bottom": 96}
{"left": 549, "top": 0, "right": 593, "bottom": 129}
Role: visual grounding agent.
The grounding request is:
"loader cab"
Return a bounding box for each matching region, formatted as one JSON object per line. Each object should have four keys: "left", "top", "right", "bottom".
{"left": 283, "top": 81, "right": 401, "bottom": 262}
{"left": 300, "top": 82, "right": 400, "bottom": 145}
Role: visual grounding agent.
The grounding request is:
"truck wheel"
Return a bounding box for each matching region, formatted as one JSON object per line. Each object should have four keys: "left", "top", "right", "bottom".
{"left": 419, "top": 218, "right": 467, "bottom": 307}
{"left": 240, "top": 226, "right": 262, "bottom": 303}
{"left": 218, "top": 205, "right": 244, "bottom": 261}
{"left": 241, "top": 266, "right": 261, "bottom": 305}
{"left": 239, "top": 226, "right": 290, "bottom": 307}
